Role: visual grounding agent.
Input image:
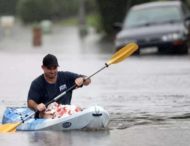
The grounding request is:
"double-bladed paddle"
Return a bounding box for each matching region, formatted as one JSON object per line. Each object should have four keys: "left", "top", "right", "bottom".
{"left": 0, "top": 42, "right": 138, "bottom": 133}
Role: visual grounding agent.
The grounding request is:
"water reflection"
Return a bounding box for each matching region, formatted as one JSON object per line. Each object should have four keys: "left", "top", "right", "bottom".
{"left": 28, "top": 130, "right": 110, "bottom": 146}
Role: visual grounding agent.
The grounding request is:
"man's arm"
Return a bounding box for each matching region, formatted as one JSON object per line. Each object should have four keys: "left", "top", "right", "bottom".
{"left": 75, "top": 76, "right": 91, "bottom": 87}
{"left": 27, "top": 99, "right": 46, "bottom": 112}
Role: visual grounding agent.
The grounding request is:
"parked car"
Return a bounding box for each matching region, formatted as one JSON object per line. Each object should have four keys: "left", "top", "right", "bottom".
{"left": 114, "top": 1, "right": 190, "bottom": 54}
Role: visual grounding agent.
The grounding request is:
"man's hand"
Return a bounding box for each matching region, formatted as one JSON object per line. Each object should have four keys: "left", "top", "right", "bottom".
{"left": 75, "top": 77, "right": 84, "bottom": 87}
{"left": 36, "top": 103, "right": 46, "bottom": 112}
{"left": 75, "top": 76, "right": 91, "bottom": 87}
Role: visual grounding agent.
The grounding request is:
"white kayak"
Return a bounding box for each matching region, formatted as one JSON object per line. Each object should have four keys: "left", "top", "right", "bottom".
{"left": 2, "top": 105, "right": 110, "bottom": 131}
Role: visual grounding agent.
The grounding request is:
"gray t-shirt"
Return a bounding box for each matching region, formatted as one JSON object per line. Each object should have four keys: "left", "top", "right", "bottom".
{"left": 28, "top": 71, "right": 81, "bottom": 105}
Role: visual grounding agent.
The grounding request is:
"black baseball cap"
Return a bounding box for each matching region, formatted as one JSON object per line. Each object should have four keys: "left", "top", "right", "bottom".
{"left": 42, "top": 54, "right": 59, "bottom": 67}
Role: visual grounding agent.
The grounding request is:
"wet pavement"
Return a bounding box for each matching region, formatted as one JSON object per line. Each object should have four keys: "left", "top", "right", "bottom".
{"left": 1, "top": 23, "right": 190, "bottom": 146}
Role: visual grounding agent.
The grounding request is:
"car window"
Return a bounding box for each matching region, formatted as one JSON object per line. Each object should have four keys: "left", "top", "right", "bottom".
{"left": 124, "top": 6, "right": 182, "bottom": 28}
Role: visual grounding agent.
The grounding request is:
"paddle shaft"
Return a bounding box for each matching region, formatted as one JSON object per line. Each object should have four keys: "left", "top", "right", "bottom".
{"left": 15, "top": 42, "right": 138, "bottom": 120}
{"left": 0, "top": 42, "right": 138, "bottom": 132}
{"left": 16, "top": 42, "right": 138, "bottom": 120}
{"left": 33, "top": 63, "right": 109, "bottom": 118}
{"left": 45, "top": 63, "right": 109, "bottom": 107}
{"left": 0, "top": 65, "right": 109, "bottom": 131}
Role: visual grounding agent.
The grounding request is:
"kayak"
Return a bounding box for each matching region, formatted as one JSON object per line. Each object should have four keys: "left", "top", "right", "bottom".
{"left": 2, "top": 105, "right": 110, "bottom": 131}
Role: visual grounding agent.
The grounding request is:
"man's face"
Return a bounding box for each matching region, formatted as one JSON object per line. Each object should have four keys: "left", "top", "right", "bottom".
{"left": 42, "top": 66, "right": 58, "bottom": 79}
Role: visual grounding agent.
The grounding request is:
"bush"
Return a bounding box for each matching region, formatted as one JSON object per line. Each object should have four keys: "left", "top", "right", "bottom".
{"left": 17, "top": 0, "right": 53, "bottom": 24}
{"left": 0, "top": 0, "right": 19, "bottom": 15}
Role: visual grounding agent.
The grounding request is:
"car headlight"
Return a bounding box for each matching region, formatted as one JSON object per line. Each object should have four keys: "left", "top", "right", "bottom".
{"left": 161, "top": 33, "right": 183, "bottom": 41}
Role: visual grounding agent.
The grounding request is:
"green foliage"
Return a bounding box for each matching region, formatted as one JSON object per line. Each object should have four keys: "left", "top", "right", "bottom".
{"left": 17, "top": 0, "right": 53, "bottom": 23}
{"left": 0, "top": 0, "right": 19, "bottom": 15}
{"left": 86, "top": 13, "right": 102, "bottom": 32}
{"left": 57, "top": 17, "right": 78, "bottom": 26}
{"left": 96, "top": 0, "right": 129, "bottom": 35}
{"left": 50, "top": 0, "right": 79, "bottom": 19}
{"left": 16, "top": 0, "right": 82, "bottom": 23}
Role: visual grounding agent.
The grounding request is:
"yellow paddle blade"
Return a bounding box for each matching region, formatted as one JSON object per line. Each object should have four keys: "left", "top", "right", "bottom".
{"left": 0, "top": 122, "right": 21, "bottom": 133}
{"left": 106, "top": 42, "right": 139, "bottom": 65}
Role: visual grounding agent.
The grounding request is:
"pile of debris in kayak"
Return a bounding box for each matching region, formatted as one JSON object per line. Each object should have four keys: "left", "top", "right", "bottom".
{"left": 43, "top": 102, "right": 82, "bottom": 119}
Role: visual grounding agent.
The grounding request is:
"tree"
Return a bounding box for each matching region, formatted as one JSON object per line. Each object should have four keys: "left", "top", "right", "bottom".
{"left": 0, "top": 0, "right": 19, "bottom": 15}
{"left": 96, "top": 0, "right": 128, "bottom": 36}
{"left": 17, "top": 0, "right": 53, "bottom": 23}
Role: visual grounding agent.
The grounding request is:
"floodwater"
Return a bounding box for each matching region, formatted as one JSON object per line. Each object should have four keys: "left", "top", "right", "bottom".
{"left": 1, "top": 24, "right": 190, "bottom": 146}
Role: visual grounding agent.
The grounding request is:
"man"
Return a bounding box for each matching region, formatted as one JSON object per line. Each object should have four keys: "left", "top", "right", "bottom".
{"left": 27, "top": 54, "right": 91, "bottom": 117}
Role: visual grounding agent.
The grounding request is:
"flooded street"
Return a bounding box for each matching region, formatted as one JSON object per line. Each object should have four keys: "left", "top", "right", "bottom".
{"left": 1, "top": 24, "right": 190, "bottom": 146}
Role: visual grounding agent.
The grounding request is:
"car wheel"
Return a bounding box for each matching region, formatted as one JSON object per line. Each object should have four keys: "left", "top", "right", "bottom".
{"left": 174, "top": 44, "right": 188, "bottom": 54}
{"left": 132, "top": 48, "right": 140, "bottom": 55}
{"left": 158, "top": 47, "right": 167, "bottom": 54}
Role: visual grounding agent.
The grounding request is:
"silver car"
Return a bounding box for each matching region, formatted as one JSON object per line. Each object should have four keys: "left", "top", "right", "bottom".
{"left": 115, "top": 1, "right": 190, "bottom": 54}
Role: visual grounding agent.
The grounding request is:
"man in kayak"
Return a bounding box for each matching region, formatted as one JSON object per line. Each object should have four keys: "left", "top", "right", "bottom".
{"left": 27, "top": 54, "right": 91, "bottom": 118}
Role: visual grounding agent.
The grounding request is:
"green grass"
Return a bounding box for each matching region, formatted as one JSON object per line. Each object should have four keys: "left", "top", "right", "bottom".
{"left": 56, "top": 17, "right": 78, "bottom": 26}
{"left": 86, "top": 13, "right": 102, "bottom": 31}
{"left": 53, "top": 13, "right": 102, "bottom": 32}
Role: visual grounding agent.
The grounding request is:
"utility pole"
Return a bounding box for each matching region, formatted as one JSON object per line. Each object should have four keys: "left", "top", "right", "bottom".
{"left": 78, "top": 0, "right": 87, "bottom": 37}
